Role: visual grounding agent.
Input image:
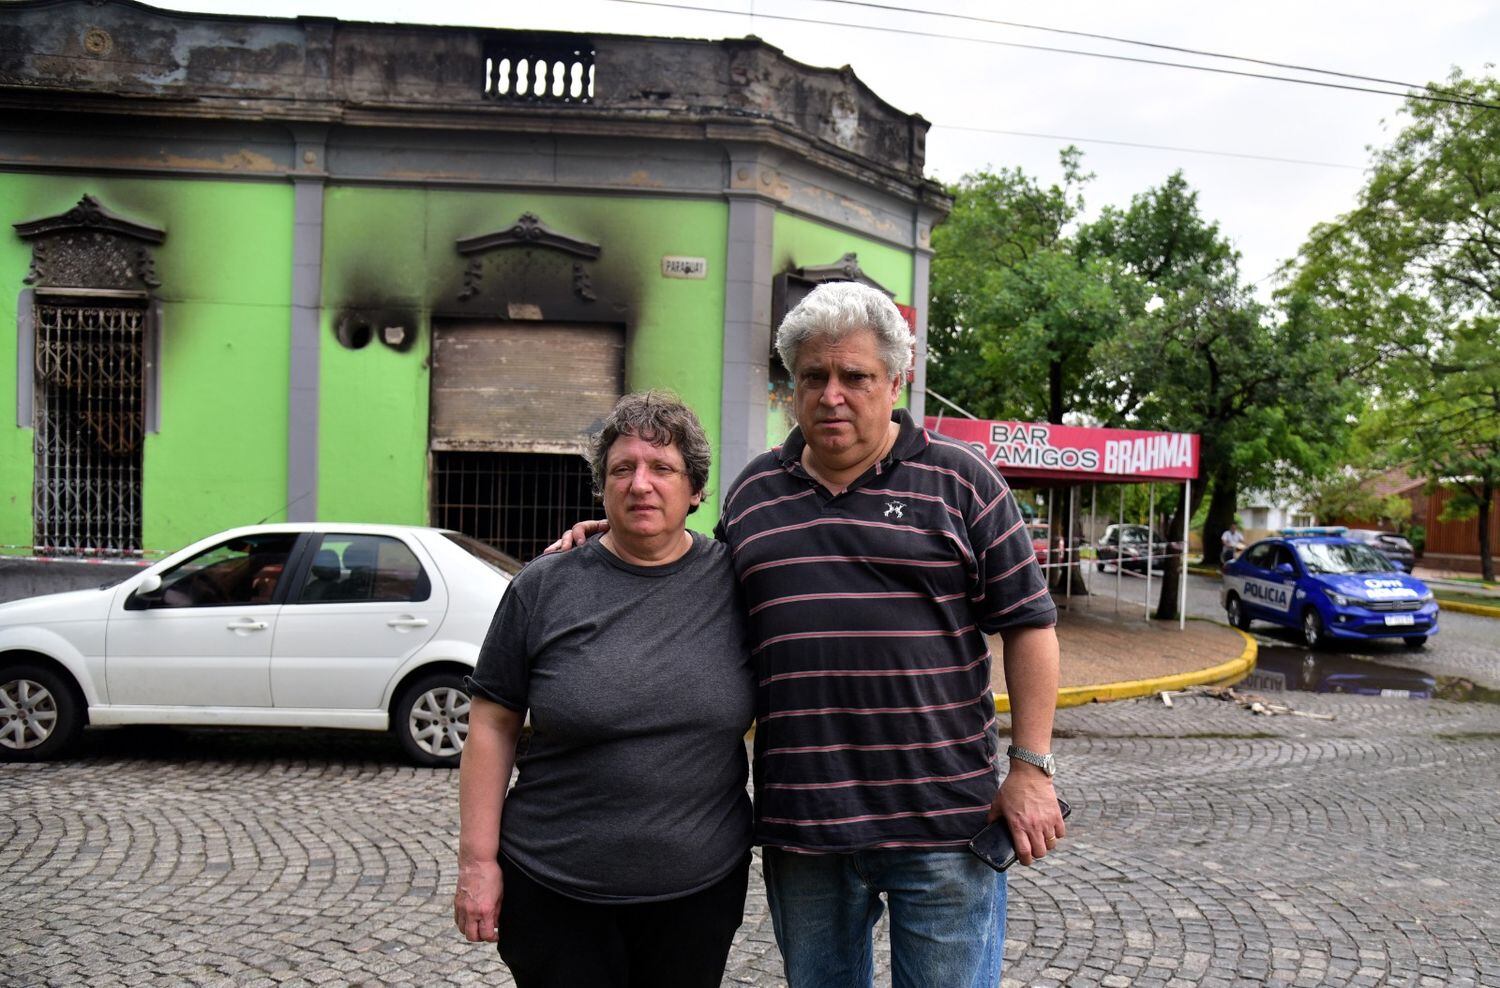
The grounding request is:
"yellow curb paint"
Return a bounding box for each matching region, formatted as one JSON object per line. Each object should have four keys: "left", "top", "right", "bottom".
{"left": 994, "top": 625, "right": 1257, "bottom": 714}
{"left": 1437, "top": 599, "right": 1500, "bottom": 619}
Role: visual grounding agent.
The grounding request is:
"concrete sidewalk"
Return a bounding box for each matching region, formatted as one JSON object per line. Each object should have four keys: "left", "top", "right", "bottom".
{"left": 991, "top": 604, "right": 1255, "bottom": 711}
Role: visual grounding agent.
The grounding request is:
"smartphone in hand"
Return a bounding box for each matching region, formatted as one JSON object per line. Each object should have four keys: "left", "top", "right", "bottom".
{"left": 967, "top": 797, "right": 1072, "bottom": 873}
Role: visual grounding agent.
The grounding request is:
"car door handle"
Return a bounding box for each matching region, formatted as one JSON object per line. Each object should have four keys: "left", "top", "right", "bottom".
{"left": 227, "top": 619, "right": 268, "bottom": 631}
{"left": 387, "top": 617, "right": 430, "bottom": 629}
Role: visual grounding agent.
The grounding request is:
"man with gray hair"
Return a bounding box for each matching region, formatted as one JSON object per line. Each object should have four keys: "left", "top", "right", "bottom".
{"left": 720, "top": 280, "right": 1063, "bottom": 987}
{"left": 555, "top": 281, "right": 1062, "bottom": 986}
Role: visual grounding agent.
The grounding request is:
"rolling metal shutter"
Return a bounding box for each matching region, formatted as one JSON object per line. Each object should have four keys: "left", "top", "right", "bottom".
{"left": 430, "top": 322, "right": 624, "bottom": 454}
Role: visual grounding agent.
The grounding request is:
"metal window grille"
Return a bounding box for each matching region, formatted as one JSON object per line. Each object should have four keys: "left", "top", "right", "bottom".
{"left": 32, "top": 301, "right": 145, "bottom": 554}
{"left": 431, "top": 451, "right": 604, "bottom": 563}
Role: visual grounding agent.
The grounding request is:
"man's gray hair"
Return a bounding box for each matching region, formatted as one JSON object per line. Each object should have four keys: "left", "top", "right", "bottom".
{"left": 775, "top": 281, "right": 913, "bottom": 379}
{"left": 588, "top": 390, "right": 712, "bottom": 512}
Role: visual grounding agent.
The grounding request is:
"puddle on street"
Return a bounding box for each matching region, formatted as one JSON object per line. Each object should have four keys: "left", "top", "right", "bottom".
{"left": 1239, "top": 646, "right": 1500, "bottom": 704}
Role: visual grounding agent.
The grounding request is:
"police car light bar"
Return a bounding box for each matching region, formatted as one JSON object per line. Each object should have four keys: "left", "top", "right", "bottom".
{"left": 1279, "top": 526, "right": 1348, "bottom": 537}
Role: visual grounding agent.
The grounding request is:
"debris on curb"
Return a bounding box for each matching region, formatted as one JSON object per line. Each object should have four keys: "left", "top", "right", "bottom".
{"left": 1157, "top": 685, "right": 1336, "bottom": 720}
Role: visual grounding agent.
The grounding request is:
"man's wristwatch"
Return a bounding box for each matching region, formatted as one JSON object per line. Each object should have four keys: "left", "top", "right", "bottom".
{"left": 1006, "top": 744, "right": 1056, "bottom": 777}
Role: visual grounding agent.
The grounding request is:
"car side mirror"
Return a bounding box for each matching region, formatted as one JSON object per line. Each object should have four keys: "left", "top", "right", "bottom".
{"left": 1275, "top": 562, "right": 1294, "bottom": 575}
{"left": 127, "top": 572, "right": 165, "bottom": 609}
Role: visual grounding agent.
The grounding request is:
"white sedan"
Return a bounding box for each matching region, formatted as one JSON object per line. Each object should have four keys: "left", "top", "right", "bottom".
{"left": 0, "top": 524, "right": 518, "bottom": 767}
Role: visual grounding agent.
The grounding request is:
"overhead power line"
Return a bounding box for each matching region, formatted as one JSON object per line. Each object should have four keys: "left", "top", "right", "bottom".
{"left": 604, "top": 0, "right": 1500, "bottom": 111}
{"left": 815, "top": 0, "right": 1467, "bottom": 101}
{"left": 933, "top": 125, "right": 1363, "bottom": 171}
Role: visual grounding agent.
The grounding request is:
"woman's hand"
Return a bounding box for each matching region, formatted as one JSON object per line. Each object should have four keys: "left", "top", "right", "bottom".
{"left": 454, "top": 859, "right": 504, "bottom": 942}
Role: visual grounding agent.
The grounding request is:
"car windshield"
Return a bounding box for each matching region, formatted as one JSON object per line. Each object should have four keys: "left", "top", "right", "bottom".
{"left": 1295, "top": 542, "right": 1396, "bottom": 575}
{"left": 443, "top": 533, "right": 523, "bottom": 576}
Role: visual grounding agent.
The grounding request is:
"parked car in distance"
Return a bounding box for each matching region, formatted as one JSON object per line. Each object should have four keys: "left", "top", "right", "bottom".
{"left": 0, "top": 524, "right": 520, "bottom": 766}
{"left": 1028, "top": 522, "right": 1051, "bottom": 568}
{"left": 1220, "top": 529, "right": 1438, "bottom": 649}
{"left": 1343, "top": 528, "right": 1416, "bottom": 573}
{"left": 1095, "top": 524, "right": 1184, "bottom": 573}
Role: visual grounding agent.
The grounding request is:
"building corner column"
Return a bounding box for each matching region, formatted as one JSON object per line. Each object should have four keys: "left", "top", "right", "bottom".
{"left": 719, "top": 147, "right": 778, "bottom": 488}
{"left": 909, "top": 209, "right": 938, "bottom": 424}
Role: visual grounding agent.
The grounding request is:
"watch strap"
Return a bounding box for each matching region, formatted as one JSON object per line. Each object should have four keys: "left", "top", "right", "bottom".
{"left": 1006, "top": 744, "right": 1055, "bottom": 775}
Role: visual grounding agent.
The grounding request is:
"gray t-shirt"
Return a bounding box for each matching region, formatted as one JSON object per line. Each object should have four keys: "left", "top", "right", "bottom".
{"left": 466, "top": 532, "right": 754, "bottom": 903}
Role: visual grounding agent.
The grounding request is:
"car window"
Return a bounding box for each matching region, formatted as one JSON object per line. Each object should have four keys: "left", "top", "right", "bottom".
{"left": 149, "top": 534, "right": 298, "bottom": 608}
{"left": 1295, "top": 541, "right": 1394, "bottom": 575}
{"left": 1272, "top": 545, "right": 1297, "bottom": 570}
{"left": 1243, "top": 543, "right": 1274, "bottom": 569}
{"left": 297, "top": 534, "right": 431, "bottom": 603}
{"left": 443, "top": 532, "right": 523, "bottom": 576}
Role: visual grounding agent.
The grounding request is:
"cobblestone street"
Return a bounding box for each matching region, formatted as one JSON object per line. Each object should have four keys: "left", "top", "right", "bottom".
{"left": 5, "top": 680, "right": 1498, "bottom": 988}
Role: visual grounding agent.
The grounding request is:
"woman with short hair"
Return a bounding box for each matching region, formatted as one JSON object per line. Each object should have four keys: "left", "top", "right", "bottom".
{"left": 454, "top": 391, "right": 754, "bottom": 988}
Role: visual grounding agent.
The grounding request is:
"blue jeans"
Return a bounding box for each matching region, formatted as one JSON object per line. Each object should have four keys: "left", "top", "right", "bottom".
{"left": 762, "top": 847, "right": 1008, "bottom": 988}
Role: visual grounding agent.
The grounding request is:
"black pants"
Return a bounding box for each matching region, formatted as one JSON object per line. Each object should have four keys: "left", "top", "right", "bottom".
{"left": 496, "top": 852, "right": 750, "bottom": 988}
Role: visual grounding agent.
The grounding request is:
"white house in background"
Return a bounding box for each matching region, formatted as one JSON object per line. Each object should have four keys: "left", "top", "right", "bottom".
{"left": 1237, "top": 490, "right": 1316, "bottom": 540}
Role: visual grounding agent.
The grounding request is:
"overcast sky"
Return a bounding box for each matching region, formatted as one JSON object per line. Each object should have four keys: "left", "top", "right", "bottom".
{"left": 157, "top": 0, "right": 1499, "bottom": 294}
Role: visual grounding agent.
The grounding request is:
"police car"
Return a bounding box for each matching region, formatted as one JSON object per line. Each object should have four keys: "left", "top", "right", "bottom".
{"left": 1221, "top": 527, "right": 1438, "bottom": 649}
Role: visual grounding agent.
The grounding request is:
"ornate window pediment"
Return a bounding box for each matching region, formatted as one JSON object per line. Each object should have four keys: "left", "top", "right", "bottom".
{"left": 454, "top": 212, "right": 601, "bottom": 302}
{"left": 14, "top": 195, "right": 166, "bottom": 294}
{"left": 789, "top": 252, "right": 893, "bottom": 295}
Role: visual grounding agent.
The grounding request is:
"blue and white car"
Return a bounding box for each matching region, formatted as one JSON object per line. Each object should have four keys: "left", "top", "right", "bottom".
{"left": 1221, "top": 528, "right": 1438, "bottom": 649}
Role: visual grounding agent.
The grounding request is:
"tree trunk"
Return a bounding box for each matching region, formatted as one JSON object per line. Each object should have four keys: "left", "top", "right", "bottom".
{"left": 1479, "top": 480, "right": 1495, "bottom": 583}
{"left": 1048, "top": 360, "right": 1064, "bottom": 426}
{"left": 1154, "top": 481, "right": 1206, "bottom": 621}
{"left": 1049, "top": 484, "right": 1090, "bottom": 596}
{"left": 1200, "top": 463, "right": 1238, "bottom": 568}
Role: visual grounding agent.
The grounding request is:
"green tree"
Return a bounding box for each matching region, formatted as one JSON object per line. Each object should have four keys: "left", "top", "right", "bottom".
{"left": 1285, "top": 71, "right": 1500, "bottom": 578}
{"left": 928, "top": 149, "right": 1139, "bottom": 425}
{"left": 1079, "top": 176, "right": 1360, "bottom": 618}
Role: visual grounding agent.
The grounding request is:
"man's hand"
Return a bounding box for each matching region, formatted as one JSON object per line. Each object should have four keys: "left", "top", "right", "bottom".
{"left": 454, "top": 859, "right": 504, "bottom": 942}
{"left": 543, "top": 518, "right": 610, "bottom": 554}
{"left": 988, "top": 769, "right": 1065, "bottom": 867}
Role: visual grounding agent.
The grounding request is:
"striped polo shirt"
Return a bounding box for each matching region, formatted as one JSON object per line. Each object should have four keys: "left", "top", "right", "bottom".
{"left": 716, "top": 409, "right": 1056, "bottom": 852}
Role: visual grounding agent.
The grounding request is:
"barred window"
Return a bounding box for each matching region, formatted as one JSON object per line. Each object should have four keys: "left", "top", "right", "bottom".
{"left": 431, "top": 451, "right": 604, "bottom": 563}
{"left": 32, "top": 301, "right": 145, "bottom": 555}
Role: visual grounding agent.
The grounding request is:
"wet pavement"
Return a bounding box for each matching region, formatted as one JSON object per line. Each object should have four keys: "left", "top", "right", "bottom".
{"left": 4, "top": 570, "right": 1496, "bottom": 987}
{"left": 1090, "top": 569, "right": 1500, "bottom": 692}
{"left": 6, "top": 677, "right": 1500, "bottom": 987}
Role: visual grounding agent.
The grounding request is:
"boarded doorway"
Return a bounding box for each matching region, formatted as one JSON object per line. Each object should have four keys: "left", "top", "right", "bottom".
{"left": 429, "top": 321, "right": 623, "bottom": 560}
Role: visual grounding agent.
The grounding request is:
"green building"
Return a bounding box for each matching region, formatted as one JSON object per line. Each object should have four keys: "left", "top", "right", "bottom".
{"left": 1, "top": 0, "right": 948, "bottom": 562}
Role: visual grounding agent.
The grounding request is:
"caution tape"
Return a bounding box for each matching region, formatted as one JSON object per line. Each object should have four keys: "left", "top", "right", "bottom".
{"left": 0, "top": 545, "right": 160, "bottom": 567}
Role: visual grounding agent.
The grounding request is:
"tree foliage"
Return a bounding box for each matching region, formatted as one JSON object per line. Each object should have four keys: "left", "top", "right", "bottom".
{"left": 1285, "top": 70, "right": 1500, "bottom": 578}
{"left": 928, "top": 149, "right": 1138, "bottom": 424}
{"left": 930, "top": 159, "right": 1362, "bottom": 616}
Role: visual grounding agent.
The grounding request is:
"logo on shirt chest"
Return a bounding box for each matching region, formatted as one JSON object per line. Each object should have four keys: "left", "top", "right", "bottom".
{"left": 883, "top": 500, "right": 906, "bottom": 519}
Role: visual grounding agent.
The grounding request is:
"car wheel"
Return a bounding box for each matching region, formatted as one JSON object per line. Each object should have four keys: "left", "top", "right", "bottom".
{"left": 1226, "top": 595, "right": 1251, "bottom": 631}
{"left": 1095, "top": 560, "right": 1105, "bottom": 573}
{"left": 0, "top": 664, "right": 83, "bottom": 762}
{"left": 1302, "top": 608, "right": 1325, "bottom": 649}
{"left": 394, "top": 671, "right": 470, "bottom": 768}
{"left": 1403, "top": 636, "right": 1428, "bottom": 649}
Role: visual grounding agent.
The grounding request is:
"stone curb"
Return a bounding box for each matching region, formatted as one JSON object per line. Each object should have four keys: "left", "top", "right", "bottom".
{"left": 1437, "top": 598, "right": 1500, "bottom": 619}
{"left": 994, "top": 623, "right": 1257, "bottom": 714}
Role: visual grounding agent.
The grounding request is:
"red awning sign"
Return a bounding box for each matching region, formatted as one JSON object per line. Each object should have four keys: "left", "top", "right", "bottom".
{"left": 925, "top": 417, "right": 1199, "bottom": 483}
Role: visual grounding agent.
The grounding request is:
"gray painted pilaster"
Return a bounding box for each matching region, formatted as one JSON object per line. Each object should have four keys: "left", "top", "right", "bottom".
{"left": 908, "top": 209, "right": 938, "bottom": 424}
{"left": 287, "top": 127, "right": 327, "bottom": 522}
{"left": 16, "top": 290, "right": 33, "bottom": 428}
{"left": 719, "top": 151, "right": 779, "bottom": 488}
